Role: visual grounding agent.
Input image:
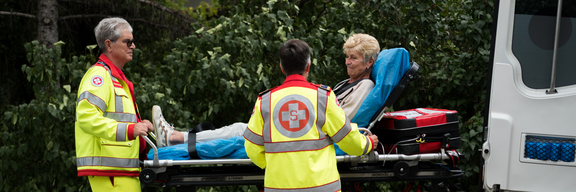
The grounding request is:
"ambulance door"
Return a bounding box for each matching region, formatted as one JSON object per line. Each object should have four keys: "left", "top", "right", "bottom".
{"left": 482, "top": 0, "right": 576, "bottom": 191}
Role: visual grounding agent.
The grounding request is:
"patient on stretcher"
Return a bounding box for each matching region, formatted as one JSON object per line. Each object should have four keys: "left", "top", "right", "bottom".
{"left": 148, "top": 35, "right": 410, "bottom": 160}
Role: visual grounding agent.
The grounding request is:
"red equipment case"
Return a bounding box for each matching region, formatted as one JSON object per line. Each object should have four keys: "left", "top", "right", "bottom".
{"left": 373, "top": 108, "right": 461, "bottom": 154}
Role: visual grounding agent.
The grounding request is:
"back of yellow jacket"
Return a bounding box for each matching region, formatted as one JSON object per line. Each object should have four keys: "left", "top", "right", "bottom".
{"left": 243, "top": 75, "right": 374, "bottom": 191}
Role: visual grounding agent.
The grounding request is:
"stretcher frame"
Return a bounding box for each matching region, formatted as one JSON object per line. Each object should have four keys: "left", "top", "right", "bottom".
{"left": 140, "top": 62, "right": 465, "bottom": 191}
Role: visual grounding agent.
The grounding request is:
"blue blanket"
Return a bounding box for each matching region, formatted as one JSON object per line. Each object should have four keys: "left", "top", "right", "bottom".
{"left": 147, "top": 136, "right": 248, "bottom": 160}
{"left": 148, "top": 48, "right": 410, "bottom": 160}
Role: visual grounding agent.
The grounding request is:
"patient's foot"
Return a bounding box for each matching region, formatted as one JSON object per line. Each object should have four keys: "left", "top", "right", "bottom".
{"left": 152, "top": 105, "right": 174, "bottom": 148}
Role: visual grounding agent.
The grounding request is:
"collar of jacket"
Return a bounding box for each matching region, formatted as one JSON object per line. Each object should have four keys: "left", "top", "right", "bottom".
{"left": 98, "top": 54, "right": 140, "bottom": 123}
{"left": 283, "top": 74, "right": 307, "bottom": 84}
{"left": 272, "top": 74, "right": 322, "bottom": 93}
{"left": 99, "top": 54, "right": 127, "bottom": 81}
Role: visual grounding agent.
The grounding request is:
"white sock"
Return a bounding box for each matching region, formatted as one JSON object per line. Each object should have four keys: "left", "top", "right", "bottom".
{"left": 182, "top": 132, "right": 188, "bottom": 143}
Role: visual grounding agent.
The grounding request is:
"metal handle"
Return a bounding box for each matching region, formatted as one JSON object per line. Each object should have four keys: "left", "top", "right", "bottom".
{"left": 143, "top": 133, "right": 160, "bottom": 167}
{"left": 548, "top": 0, "right": 563, "bottom": 94}
{"left": 358, "top": 128, "right": 372, "bottom": 136}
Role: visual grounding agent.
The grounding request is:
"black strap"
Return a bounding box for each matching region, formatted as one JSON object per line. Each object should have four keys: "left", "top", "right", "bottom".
{"left": 333, "top": 79, "right": 365, "bottom": 96}
{"left": 187, "top": 131, "right": 200, "bottom": 159}
{"left": 193, "top": 122, "right": 215, "bottom": 132}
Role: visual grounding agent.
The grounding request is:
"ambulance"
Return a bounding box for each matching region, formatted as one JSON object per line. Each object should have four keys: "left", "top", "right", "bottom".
{"left": 481, "top": 0, "right": 576, "bottom": 191}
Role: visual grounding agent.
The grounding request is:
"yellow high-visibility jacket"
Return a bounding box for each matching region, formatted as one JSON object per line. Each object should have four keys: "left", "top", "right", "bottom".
{"left": 244, "top": 74, "right": 374, "bottom": 191}
{"left": 75, "top": 54, "right": 143, "bottom": 177}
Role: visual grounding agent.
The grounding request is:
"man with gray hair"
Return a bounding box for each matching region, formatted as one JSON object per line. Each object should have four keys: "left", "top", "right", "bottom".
{"left": 75, "top": 17, "right": 153, "bottom": 191}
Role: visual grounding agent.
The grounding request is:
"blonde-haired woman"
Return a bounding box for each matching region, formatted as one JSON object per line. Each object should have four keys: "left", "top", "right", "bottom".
{"left": 334, "top": 33, "right": 380, "bottom": 120}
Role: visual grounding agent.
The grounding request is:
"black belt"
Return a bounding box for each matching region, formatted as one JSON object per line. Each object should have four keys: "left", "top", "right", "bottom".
{"left": 187, "top": 123, "right": 216, "bottom": 159}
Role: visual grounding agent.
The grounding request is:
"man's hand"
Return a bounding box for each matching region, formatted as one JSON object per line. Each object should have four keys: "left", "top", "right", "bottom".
{"left": 133, "top": 119, "right": 154, "bottom": 137}
{"left": 369, "top": 135, "right": 379, "bottom": 144}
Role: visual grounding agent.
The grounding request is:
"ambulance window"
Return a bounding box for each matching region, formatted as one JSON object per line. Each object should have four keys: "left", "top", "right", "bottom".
{"left": 512, "top": 1, "right": 576, "bottom": 89}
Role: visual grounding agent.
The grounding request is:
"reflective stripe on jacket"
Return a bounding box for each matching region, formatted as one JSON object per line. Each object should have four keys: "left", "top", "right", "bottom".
{"left": 244, "top": 74, "right": 373, "bottom": 191}
{"left": 75, "top": 55, "right": 141, "bottom": 177}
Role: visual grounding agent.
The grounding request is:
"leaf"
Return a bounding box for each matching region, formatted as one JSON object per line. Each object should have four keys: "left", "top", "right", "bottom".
{"left": 473, "top": 166, "right": 480, "bottom": 173}
{"left": 239, "top": 78, "right": 244, "bottom": 88}
{"left": 60, "top": 95, "right": 68, "bottom": 110}
{"left": 47, "top": 141, "right": 53, "bottom": 150}
{"left": 3, "top": 111, "right": 12, "bottom": 121}
{"left": 86, "top": 44, "right": 97, "bottom": 51}
{"left": 63, "top": 85, "right": 71, "bottom": 93}
{"left": 53, "top": 41, "right": 65, "bottom": 46}
{"left": 140, "top": 94, "right": 149, "bottom": 103}
{"left": 257, "top": 63, "right": 263, "bottom": 75}
{"left": 48, "top": 103, "right": 58, "bottom": 118}
{"left": 195, "top": 27, "right": 205, "bottom": 34}
{"left": 11, "top": 113, "right": 17, "bottom": 125}
{"left": 155, "top": 93, "right": 165, "bottom": 100}
{"left": 276, "top": 27, "right": 287, "bottom": 42}
{"left": 470, "top": 129, "right": 478, "bottom": 137}
{"left": 207, "top": 24, "right": 223, "bottom": 34}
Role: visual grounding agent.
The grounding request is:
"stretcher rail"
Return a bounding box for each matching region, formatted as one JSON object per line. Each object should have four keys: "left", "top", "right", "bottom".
{"left": 142, "top": 151, "right": 460, "bottom": 167}
{"left": 142, "top": 129, "right": 460, "bottom": 168}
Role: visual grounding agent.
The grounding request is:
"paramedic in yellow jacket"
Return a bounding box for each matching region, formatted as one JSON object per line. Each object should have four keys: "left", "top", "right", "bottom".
{"left": 75, "top": 17, "right": 154, "bottom": 192}
{"left": 243, "top": 39, "right": 379, "bottom": 191}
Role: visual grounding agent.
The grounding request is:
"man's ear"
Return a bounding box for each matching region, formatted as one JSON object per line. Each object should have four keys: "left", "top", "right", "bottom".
{"left": 305, "top": 62, "right": 311, "bottom": 72}
{"left": 104, "top": 39, "right": 113, "bottom": 52}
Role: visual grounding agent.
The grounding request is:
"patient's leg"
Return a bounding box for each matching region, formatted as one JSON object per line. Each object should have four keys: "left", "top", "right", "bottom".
{"left": 195, "top": 123, "right": 247, "bottom": 142}
{"left": 177, "top": 123, "right": 247, "bottom": 143}
{"left": 153, "top": 105, "right": 247, "bottom": 146}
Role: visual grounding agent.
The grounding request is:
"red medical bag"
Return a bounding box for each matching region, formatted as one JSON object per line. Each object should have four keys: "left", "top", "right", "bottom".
{"left": 372, "top": 108, "right": 461, "bottom": 154}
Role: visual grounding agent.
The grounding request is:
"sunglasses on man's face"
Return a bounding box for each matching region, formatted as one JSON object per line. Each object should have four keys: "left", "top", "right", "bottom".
{"left": 121, "top": 39, "right": 135, "bottom": 48}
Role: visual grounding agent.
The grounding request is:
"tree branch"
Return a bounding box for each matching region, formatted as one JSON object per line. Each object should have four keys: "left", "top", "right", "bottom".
{"left": 59, "top": 14, "right": 112, "bottom": 20}
{"left": 60, "top": 0, "right": 194, "bottom": 23}
{"left": 136, "top": 0, "right": 178, "bottom": 14}
{"left": 128, "top": 18, "right": 171, "bottom": 29}
{"left": 0, "top": 11, "right": 36, "bottom": 19}
{"left": 135, "top": 0, "right": 193, "bottom": 22}
{"left": 313, "top": 0, "right": 334, "bottom": 25}
{"left": 58, "top": 14, "right": 172, "bottom": 29}
{"left": 297, "top": 0, "right": 312, "bottom": 11}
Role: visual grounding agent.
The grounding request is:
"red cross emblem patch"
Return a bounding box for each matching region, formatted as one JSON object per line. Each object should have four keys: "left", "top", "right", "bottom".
{"left": 91, "top": 75, "right": 104, "bottom": 87}
{"left": 273, "top": 94, "right": 316, "bottom": 138}
{"left": 279, "top": 101, "right": 309, "bottom": 132}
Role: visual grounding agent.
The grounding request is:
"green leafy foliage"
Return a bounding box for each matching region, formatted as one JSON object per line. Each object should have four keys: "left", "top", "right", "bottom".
{"left": 1, "top": 0, "right": 493, "bottom": 191}
{"left": 1, "top": 41, "right": 91, "bottom": 192}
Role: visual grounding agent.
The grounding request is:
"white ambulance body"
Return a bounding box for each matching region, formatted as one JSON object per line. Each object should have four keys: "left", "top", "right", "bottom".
{"left": 482, "top": 0, "right": 576, "bottom": 191}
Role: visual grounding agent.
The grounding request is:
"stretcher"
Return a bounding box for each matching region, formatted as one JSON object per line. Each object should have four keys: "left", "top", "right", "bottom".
{"left": 139, "top": 48, "right": 465, "bottom": 191}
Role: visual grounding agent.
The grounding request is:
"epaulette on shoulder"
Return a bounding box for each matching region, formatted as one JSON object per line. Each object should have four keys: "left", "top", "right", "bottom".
{"left": 259, "top": 85, "right": 280, "bottom": 96}
{"left": 318, "top": 84, "right": 331, "bottom": 91}
{"left": 91, "top": 62, "right": 110, "bottom": 72}
{"left": 259, "top": 89, "right": 272, "bottom": 96}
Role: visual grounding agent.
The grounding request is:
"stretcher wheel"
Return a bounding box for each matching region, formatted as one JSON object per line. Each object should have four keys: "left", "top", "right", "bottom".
{"left": 139, "top": 168, "right": 156, "bottom": 184}
{"left": 393, "top": 161, "right": 410, "bottom": 178}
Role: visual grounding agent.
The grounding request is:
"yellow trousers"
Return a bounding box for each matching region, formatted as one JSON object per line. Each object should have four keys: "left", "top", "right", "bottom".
{"left": 88, "top": 176, "right": 141, "bottom": 192}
